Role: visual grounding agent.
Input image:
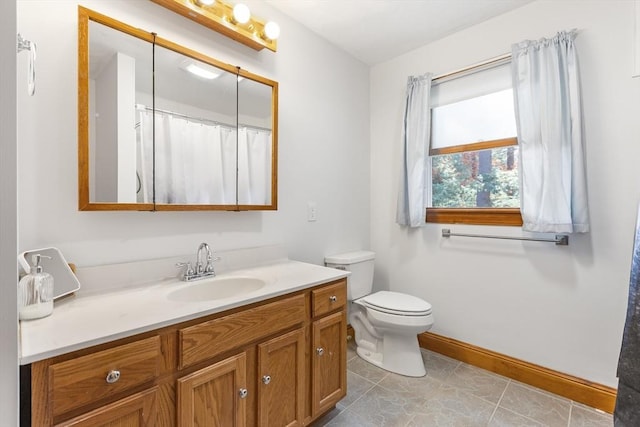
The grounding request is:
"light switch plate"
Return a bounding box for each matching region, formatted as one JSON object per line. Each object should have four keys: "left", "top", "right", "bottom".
{"left": 307, "top": 202, "right": 317, "bottom": 222}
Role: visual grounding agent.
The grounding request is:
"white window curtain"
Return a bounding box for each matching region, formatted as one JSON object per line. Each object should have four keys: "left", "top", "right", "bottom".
{"left": 511, "top": 30, "right": 589, "bottom": 233}
{"left": 396, "top": 73, "right": 433, "bottom": 227}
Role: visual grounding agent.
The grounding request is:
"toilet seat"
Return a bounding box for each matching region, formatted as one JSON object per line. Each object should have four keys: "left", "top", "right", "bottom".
{"left": 357, "top": 291, "right": 432, "bottom": 317}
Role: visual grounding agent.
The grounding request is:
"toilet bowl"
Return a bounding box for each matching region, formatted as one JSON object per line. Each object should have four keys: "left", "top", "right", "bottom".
{"left": 324, "top": 251, "right": 434, "bottom": 377}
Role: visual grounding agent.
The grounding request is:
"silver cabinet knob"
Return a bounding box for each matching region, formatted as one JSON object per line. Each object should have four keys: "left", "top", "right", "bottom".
{"left": 316, "top": 347, "right": 325, "bottom": 356}
{"left": 105, "top": 370, "right": 120, "bottom": 384}
{"left": 238, "top": 388, "right": 248, "bottom": 399}
{"left": 262, "top": 375, "right": 271, "bottom": 385}
{"left": 329, "top": 295, "right": 337, "bottom": 302}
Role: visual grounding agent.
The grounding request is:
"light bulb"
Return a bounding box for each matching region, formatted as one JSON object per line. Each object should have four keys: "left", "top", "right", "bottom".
{"left": 232, "top": 3, "right": 251, "bottom": 24}
{"left": 263, "top": 21, "right": 280, "bottom": 40}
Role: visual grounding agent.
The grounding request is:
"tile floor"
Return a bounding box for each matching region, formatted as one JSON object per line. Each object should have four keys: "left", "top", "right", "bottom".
{"left": 313, "top": 341, "right": 613, "bottom": 427}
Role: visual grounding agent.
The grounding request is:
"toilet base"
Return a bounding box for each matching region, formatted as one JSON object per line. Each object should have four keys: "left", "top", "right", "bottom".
{"left": 354, "top": 332, "right": 427, "bottom": 377}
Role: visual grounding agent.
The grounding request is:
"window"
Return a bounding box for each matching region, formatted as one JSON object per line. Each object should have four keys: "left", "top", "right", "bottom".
{"left": 426, "top": 60, "right": 522, "bottom": 226}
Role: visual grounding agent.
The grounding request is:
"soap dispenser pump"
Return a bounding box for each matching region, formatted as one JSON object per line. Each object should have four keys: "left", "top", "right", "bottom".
{"left": 18, "top": 254, "right": 54, "bottom": 320}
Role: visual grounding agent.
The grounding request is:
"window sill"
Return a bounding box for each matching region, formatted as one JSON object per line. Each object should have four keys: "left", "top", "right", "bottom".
{"left": 425, "top": 208, "right": 522, "bottom": 226}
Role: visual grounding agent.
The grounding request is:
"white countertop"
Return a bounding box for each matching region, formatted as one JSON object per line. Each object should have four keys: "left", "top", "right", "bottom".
{"left": 19, "top": 260, "right": 349, "bottom": 365}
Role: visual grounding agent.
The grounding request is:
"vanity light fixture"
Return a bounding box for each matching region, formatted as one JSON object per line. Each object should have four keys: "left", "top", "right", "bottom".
{"left": 150, "top": 0, "right": 279, "bottom": 52}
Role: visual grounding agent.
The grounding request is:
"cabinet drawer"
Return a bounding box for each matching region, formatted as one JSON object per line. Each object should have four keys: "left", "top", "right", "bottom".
{"left": 55, "top": 387, "right": 158, "bottom": 426}
{"left": 312, "top": 280, "right": 347, "bottom": 317}
{"left": 49, "top": 336, "right": 161, "bottom": 418}
{"left": 179, "top": 294, "right": 306, "bottom": 369}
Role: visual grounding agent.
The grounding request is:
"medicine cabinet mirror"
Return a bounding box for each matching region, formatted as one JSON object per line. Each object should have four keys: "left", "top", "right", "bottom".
{"left": 78, "top": 7, "right": 278, "bottom": 211}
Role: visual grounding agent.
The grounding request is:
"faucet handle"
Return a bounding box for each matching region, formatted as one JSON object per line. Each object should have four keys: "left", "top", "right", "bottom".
{"left": 176, "top": 262, "right": 195, "bottom": 277}
{"left": 205, "top": 256, "right": 221, "bottom": 273}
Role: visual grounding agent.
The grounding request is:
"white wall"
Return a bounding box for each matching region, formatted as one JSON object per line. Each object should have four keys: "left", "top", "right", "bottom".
{"left": 16, "top": 0, "right": 370, "bottom": 268}
{"left": 371, "top": 0, "right": 639, "bottom": 388}
{"left": 1, "top": 0, "right": 18, "bottom": 423}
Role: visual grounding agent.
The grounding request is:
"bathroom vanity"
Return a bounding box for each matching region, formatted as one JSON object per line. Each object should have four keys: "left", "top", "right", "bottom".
{"left": 19, "top": 255, "right": 348, "bottom": 426}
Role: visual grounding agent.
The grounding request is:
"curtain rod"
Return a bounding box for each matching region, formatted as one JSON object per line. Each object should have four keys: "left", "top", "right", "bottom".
{"left": 432, "top": 52, "right": 511, "bottom": 83}
{"left": 432, "top": 29, "right": 582, "bottom": 83}
{"left": 442, "top": 228, "right": 569, "bottom": 246}
{"left": 136, "top": 104, "right": 272, "bottom": 133}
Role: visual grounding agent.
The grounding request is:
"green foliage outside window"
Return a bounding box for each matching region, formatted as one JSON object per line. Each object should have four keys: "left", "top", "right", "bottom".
{"left": 431, "top": 146, "right": 519, "bottom": 208}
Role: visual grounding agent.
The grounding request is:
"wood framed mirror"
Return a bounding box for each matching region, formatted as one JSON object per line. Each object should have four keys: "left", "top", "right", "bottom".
{"left": 78, "top": 6, "right": 278, "bottom": 211}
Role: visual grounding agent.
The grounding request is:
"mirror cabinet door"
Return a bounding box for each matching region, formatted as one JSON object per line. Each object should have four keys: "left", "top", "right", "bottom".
{"left": 152, "top": 44, "right": 238, "bottom": 209}
{"left": 79, "top": 7, "right": 277, "bottom": 211}
{"left": 237, "top": 74, "right": 277, "bottom": 209}
{"left": 80, "top": 9, "right": 155, "bottom": 210}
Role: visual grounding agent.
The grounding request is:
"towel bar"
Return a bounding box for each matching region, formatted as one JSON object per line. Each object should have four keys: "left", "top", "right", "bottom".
{"left": 441, "top": 229, "right": 569, "bottom": 246}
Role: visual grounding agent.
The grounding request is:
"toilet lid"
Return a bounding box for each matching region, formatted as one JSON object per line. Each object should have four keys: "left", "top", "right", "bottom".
{"left": 360, "top": 291, "right": 432, "bottom": 316}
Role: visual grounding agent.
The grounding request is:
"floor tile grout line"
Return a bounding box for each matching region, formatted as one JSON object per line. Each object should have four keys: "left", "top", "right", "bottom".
{"left": 512, "top": 379, "right": 572, "bottom": 404}
{"left": 346, "top": 368, "right": 381, "bottom": 387}
{"left": 487, "top": 378, "right": 511, "bottom": 425}
{"left": 493, "top": 405, "right": 549, "bottom": 426}
{"left": 567, "top": 402, "right": 573, "bottom": 427}
{"left": 337, "top": 369, "right": 379, "bottom": 415}
{"left": 504, "top": 381, "right": 574, "bottom": 425}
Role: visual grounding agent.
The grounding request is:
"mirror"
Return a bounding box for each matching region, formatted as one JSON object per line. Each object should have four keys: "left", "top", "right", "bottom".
{"left": 151, "top": 44, "right": 238, "bottom": 207}
{"left": 78, "top": 7, "right": 278, "bottom": 211}
{"left": 237, "top": 73, "right": 276, "bottom": 208}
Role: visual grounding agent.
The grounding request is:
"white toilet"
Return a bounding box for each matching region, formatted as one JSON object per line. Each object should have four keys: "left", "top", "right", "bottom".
{"left": 325, "top": 251, "right": 434, "bottom": 377}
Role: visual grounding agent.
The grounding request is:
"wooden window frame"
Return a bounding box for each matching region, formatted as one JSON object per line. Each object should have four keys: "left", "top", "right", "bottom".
{"left": 427, "top": 137, "right": 522, "bottom": 226}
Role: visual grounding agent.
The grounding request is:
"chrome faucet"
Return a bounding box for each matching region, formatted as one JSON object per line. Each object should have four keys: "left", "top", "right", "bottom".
{"left": 196, "top": 242, "right": 214, "bottom": 274}
{"left": 176, "top": 242, "right": 220, "bottom": 281}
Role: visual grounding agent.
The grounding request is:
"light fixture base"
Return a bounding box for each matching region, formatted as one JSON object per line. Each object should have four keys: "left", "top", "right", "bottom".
{"left": 151, "top": 0, "right": 278, "bottom": 52}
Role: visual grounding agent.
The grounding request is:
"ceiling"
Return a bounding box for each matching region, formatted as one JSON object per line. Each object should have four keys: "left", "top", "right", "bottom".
{"left": 265, "top": 0, "right": 534, "bottom": 65}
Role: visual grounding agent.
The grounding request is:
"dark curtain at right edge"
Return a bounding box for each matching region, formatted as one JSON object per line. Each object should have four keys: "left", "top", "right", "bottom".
{"left": 615, "top": 203, "right": 640, "bottom": 425}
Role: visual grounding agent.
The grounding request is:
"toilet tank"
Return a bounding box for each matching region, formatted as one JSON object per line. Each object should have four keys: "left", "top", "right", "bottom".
{"left": 324, "top": 251, "right": 375, "bottom": 300}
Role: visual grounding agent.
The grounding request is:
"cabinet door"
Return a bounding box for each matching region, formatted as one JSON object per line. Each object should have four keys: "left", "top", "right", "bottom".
{"left": 257, "top": 328, "right": 305, "bottom": 427}
{"left": 177, "top": 352, "right": 247, "bottom": 427}
{"left": 312, "top": 311, "right": 347, "bottom": 417}
{"left": 55, "top": 387, "right": 157, "bottom": 427}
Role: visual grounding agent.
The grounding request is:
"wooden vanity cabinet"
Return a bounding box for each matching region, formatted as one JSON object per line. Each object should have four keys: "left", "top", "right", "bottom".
{"left": 25, "top": 279, "right": 347, "bottom": 426}
{"left": 311, "top": 282, "right": 347, "bottom": 418}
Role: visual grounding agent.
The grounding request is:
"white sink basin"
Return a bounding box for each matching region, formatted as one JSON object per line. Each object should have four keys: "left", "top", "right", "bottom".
{"left": 167, "top": 277, "right": 266, "bottom": 302}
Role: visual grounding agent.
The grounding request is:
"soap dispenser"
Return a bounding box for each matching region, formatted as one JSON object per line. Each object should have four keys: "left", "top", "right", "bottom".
{"left": 18, "top": 254, "right": 54, "bottom": 320}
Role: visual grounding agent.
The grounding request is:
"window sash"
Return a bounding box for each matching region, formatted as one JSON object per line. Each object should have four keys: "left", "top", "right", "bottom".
{"left": 430, "top": 88, "right": 517, "bottom": 152}
{"left": 425, "top": 208, "right": 523, "bottom": 226}
{"left": 430, "top": 136, "right": 517, "bottom": 156}
{"left": 427, "top": 140, "right": 521, "bottom": 226}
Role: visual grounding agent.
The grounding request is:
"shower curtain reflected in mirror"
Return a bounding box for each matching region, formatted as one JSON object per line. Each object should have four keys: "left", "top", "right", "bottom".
{"left": 238, "top": 127, "right": 272, "bottom": 205}
{"left": 136, "top": 109, "right": 271, "bottom": 205}
{"left": 136, "top": 110, "right": 152, "bottom": 203}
